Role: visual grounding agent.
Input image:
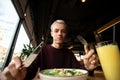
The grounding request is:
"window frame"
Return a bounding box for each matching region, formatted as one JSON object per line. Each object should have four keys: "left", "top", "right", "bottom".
{"left": 0, "top": 0, "right": 31, "bottom": 71}
{"left": 1, "top": 19, "right": 22, "bottom": 70}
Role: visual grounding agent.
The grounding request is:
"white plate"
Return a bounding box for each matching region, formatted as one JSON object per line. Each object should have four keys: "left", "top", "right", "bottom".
{"left": 39, "top": 68, "right": 88, "bottom": 80}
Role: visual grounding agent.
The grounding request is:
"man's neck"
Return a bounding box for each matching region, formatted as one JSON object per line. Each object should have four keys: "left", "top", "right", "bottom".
{"left": 51, "top": 43, "right": 63, "bottom": 49}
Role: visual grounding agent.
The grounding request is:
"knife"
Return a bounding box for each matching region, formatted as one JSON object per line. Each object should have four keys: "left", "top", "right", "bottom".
{"left": 23, "top": 41, "right": 45, "bottom": 67}
{"left": 77, "top": 35, "right": 88, "bottom": 45}
{"left": 77, "top": 35, "right": 95, "bottom": 50}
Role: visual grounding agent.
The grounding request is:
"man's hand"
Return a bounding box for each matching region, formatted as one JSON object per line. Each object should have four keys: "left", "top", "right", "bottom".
{"left": 1, "top": 56, "right": 26, "bottom": 80}
{"left": 83, "top": 44, "right": 98, "bottom": 70}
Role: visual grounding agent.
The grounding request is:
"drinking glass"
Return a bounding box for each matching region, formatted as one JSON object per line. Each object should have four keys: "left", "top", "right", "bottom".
{"left": 96, "top": 41, "right": 120, "bottom": 80}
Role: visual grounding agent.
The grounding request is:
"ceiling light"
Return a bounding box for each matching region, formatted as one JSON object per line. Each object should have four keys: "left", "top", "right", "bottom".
{"left": 81, "top": 0, "right": 86, "bottom": 3}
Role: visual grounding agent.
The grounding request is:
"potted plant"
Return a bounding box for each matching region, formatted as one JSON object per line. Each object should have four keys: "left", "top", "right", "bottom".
{"left": 20, "top": 43, "right": 35, "bottom": 60}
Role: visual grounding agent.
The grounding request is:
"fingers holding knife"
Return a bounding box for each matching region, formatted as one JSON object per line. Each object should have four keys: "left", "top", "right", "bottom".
{"left": 83, "top": 44, "right": 99, "bottom": 70}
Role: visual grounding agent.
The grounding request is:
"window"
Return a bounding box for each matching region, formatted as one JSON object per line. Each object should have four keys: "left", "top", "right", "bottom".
{"left": 0, "top": 0, "right": 20, "bottom": 70}
{"left": 13, "top": 24, "right": 30, "bottom": 58}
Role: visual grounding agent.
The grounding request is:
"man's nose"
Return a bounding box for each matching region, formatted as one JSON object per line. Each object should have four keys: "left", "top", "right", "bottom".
{"left": 58, "top": 31, "right": 62, "bottom": 35}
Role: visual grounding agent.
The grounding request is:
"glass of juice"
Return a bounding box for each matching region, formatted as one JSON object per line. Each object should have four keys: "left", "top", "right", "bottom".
{"left": 96, "top": 41, "right": 120, "bottom": 80}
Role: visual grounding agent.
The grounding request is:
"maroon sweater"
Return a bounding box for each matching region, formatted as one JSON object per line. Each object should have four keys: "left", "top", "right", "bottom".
{"left": 24, "top": 45, "right": 82, "bottom": 80}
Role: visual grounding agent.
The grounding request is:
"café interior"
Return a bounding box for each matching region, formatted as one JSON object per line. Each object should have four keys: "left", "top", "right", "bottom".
{"left": 12, "top": 0, "right": 120, "bottom": 48}
{"left": 1, "top": 0, "right": 120, "bottom": 80}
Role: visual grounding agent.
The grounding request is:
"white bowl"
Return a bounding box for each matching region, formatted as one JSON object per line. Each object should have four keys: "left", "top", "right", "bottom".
{"left": 39, "top": 68, "right": 88, "bottom": 80}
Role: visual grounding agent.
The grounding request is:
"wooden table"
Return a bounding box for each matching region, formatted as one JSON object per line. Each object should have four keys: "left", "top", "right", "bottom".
{"left": 87, "top": 70, "right": 105, "bottom": 80}
{"left": 33, "top": 70, "right": 105, "bottom": 80}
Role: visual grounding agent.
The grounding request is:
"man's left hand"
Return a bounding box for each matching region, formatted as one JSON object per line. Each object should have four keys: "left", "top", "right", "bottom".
{"left": 83, "top": 44, "right": 99, "bottom": 70}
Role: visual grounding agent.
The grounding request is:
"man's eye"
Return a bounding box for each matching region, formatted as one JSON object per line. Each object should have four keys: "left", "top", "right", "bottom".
{"left": 62, "top": 30, "right": 66, "bottom": 33}
{"left": 54, "top": 30, "right": 58, "bottom": 33}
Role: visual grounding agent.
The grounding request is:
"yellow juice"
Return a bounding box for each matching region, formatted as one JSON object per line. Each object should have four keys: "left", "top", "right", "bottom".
{"left": 96, "top": 45, "right": 120, "bottom": 80}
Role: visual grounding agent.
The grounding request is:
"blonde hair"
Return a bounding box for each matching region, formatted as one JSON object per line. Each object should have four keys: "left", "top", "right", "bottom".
{"left": 50, "top": 20, "right": 67, "bottom": 31}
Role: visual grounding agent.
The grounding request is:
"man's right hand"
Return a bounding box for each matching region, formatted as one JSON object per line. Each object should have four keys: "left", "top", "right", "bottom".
{"left": 1, "top": 56, "right": 26, "bottom": 80}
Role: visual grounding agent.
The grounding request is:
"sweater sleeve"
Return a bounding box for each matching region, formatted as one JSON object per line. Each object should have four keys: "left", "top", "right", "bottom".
{"left": 71, "top": 52, "right": 82, "bottom": 69}
{"left": 67, "top": 49, "right": 85, "bottom": 69}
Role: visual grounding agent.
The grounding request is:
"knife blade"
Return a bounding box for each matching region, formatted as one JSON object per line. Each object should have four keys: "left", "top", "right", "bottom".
{"left": 77, "top": 35, "right": 95, "bottom": 50}
{"left": 23, "top": 41, "right": 45, "bottom": 67}
{"left": 77, "top": 35, "right": 88, "bottom": 45}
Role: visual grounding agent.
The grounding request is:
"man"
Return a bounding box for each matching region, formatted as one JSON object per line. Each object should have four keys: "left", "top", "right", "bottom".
{"left": 0, "top": 20, "right": 98, "bottom": 80}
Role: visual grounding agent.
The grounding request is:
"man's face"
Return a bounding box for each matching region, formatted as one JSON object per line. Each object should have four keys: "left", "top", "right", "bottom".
{"left": 51, "top": 23, "right": 66, "bottom": 44}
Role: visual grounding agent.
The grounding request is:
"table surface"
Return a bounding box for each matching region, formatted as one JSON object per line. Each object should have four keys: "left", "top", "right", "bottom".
{"left": 33, "top": 70, "right": 106, "bottom": 80}
{"left": 88, "top": 70, "right": 105, "bottom": 80}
